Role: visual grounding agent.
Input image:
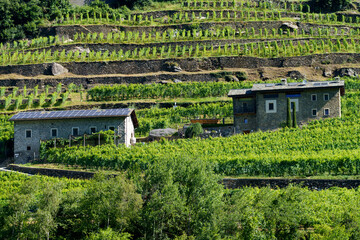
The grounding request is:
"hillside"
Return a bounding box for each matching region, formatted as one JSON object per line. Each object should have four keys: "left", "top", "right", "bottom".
{"left": 2, "top": 0, "right": 360, "bottom": 239}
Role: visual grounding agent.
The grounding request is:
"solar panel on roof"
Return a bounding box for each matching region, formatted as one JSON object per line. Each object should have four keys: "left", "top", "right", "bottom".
{"left": 10, "top": 108, "right": 132, "bottom": 121}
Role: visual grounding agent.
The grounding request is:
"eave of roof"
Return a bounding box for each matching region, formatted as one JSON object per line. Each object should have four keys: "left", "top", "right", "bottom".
{"left": 228, "top": 81, "right": 345, "bottom": 97}
{"left": 10, "top": 109, "right": 139, "bottom": 128}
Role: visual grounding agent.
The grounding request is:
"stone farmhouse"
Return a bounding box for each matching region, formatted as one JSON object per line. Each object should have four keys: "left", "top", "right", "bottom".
{"left": 228, "top": 80, "right": 345, "bottom": 133}
{"left": 9, "top": 109, "right": 138, "bottom": 163}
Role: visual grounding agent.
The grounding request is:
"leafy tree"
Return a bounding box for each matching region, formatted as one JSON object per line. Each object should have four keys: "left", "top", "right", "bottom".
{"left": 141, "top": 156, "right": 224, "bottom": 239}
{"left": 78, "top": 174, "right": 142, "bottom": 235}
{"left": 287, "top": 98, "right": 292, "bottom": 128}
{"left": 86, "top": 228, "right": 131, "bottom": 240}
{"left": 0, "top": 0, "right": 71, "bottom": 42}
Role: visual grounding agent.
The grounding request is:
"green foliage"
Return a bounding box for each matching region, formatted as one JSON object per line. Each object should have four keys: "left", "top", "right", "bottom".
{"left": 88, "top": 81, "right": 253, "bottom": 101}
{"left": 293, "top": 101, "right": 297, "bottom": 128}
{"left": 142, "top": 156, "right": 223, "bottom": 238}
{"left": 86, "top": 228, "right": 131, "bottom": 240}
{"left": 185, "top": 123, "right": 203, "bottom": 138}
{"left": 287, "top": 98, "right": 292, "bottom": 128}
{"left": 0, "top": 0, "right": 71, "bottom": 42}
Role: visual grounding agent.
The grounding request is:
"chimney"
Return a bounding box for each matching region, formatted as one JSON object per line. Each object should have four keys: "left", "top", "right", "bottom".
{"left": 281, "top": 78, "right": 287, "bottom": 85}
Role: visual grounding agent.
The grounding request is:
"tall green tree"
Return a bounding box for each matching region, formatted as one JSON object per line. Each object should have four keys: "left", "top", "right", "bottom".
{"left": 141, "top": 156, "right": 224, "bottom": 239}
{"left": 78, "top": 174, "right": 143, "bottom": 235}
{"left": 287, "top": 98, "right": 292, "bottom": 128}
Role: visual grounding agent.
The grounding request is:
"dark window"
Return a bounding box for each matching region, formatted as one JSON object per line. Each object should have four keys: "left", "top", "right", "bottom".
{"left": 324, "top": 94, "right": 329, "bottom": 101}
{"left": 324, "top": 109, "right": 330, "bottom": 116}
{"left": 90, "top": 127, "right": 97, "bottom": 134}
{"left": 311, "top": 94, "right": 317, "bottom": 101}
{"left": 268, "top": 102, "right": 274, "bottom": 110}
{"left": 72, "top": 128, "right": 79, "bottom": 136}
{"left": 286, "top": 93, "right": 301, "bottom": 98}
{"left": 27, "top": 146, "right": 31, "bottom": 151}
{"left": 109, "top": 126, "right": 115, "bottom": 131}
{"left": 25, "top": 130, "right": 32, "bottom": 138}
{"left": 312, "top": 109, "right": 317, "bottom": 116}
{"left": 51, "top": 129, "right": 58, "bottom": 137}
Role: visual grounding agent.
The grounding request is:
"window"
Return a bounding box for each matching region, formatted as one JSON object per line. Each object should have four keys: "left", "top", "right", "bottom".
{"left": 27, "top": 146, "right": 31, "bottom": 151}
{"left": 72, "top": 127, "right": 79, "bottom": 136}
{"left": 25, "top": 130, "right": 32, "bottom": 138}
{"left": 244, "top": 118, "right": 248, "bottom": 124}
{"left": 324, "top": 108, "right": 330, "bottom": 116}
{"left": 51, "top": 128, "right": 58, "bottom": 138}
{"left": 311, "top": 94, "right": 317, "bottom": 101}
{"left": 312, "top": 109, "right": 317, "bottom": 116}
{"left": 324, "top": 93, "right": 329, "bottom": 101}
{"left": 266, "top": 100, "right": 277, "bottom": 113}
{"left": 290, "top": 99, "right": 299, "bottom": 112}
{"left": 109, "top": 126, "right": 115, "bottom": 131}
{"left": 90, "top": 127, "right": 97, "bottom": 134}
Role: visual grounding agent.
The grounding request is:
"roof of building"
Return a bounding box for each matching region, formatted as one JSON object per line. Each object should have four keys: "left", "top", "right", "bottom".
{"left": 10, "top": 109, "right": 139, "bottom": 128}
{"left": 228, "top": 89, "right": 253, "bottom": 97}
{"left": 228, "top": 80, "right": 345, "bottom": 97}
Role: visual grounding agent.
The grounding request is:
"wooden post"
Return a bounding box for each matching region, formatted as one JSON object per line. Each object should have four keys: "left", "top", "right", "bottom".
{"left": 83, "top": 134, "right": 86, "bottom": 147}
{"left": 69, "top": 135, "right": 71, "bottom": 147}
{"left": 98, "top": 133, "right": 100, "bottom": 145}
{"left": 54, "top": 138, "right": 56, "bottom": 148}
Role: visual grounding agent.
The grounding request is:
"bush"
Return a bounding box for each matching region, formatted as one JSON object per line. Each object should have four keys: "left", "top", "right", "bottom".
{"left": 185, "top": 123, "right": 203, "bottom": 138}
{"left": 235, "top": 72, "right": 248, "bottom": 81}
{"left": 0, "top": 0, "right": 71, "bottom": 42}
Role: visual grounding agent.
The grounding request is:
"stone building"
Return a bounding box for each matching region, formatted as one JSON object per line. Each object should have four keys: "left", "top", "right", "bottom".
{"left": 10, "top": 109, "right": 138, "bottom": 163}
{"left": 228, "top": 80, "right": 345, "bottom": 133}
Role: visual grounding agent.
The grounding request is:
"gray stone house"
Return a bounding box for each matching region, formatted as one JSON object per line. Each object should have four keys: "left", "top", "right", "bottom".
{"left": 9, "top": 109, "right": 138, "bottom": 163}
{"left": 228, "top": 80, "right": 345, "bottom": 133}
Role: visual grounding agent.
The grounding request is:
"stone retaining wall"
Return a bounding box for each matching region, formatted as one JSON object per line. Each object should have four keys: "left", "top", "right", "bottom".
{"left": 1, "top": 53, "right": 359, "bottom": 77}
{"left": 8, "top": 164, "right": 360, "bottom": 189}
{"left": 223, "top": 178, "right": 360, "bottom": 190}
{"left": 8, "top": 164, "right": 96, "bottom": 179}
{"left": 0, "top": 72, "right": 228, "bottom": 88}
{"left": 38, "top": 21, "right": 358, "bottom": 39}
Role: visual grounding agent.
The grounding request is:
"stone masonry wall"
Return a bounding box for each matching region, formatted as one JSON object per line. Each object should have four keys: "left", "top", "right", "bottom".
{"left": 1, "top": 53, "right": 360, "bottom": 77}
{"left": 14, "top": 117, "right": 127, "bottom": 164}
{"left": 7, "top": 164, "right": 360, "bottom": 189}
{"left": 256, "top": 88, "right": 341, "bottom": 131}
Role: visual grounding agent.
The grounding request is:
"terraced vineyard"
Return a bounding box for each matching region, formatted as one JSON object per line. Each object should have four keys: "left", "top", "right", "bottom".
{"left": 2, "top": 0, "right": 360, "bottom": 238}
{"left": 0, "top": 0, "right": 359, "bottom": 163}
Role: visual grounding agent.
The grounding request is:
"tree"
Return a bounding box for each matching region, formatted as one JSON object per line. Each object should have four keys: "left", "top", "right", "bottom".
{"left": 141, "top": 156, "right": 224, "bottom": 239}
{"left": 86, "top": 228, "right": 131, "bottom": 240}
{"left": 78, "top": 173, "right": 142, "bottom": 235}
{"left": 287, "top": 98, "right": 292, "bottom": 128}
{"left": 292, "top": 101, "right": 297, "bottom": 128}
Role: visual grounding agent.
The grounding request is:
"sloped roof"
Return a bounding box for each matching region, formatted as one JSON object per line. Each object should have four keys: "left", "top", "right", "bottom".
{"left": 10, "top": 109, "right": 139, "bottom": 128}
{"left": 228, "top": 81, "right": 345, "bottom": 97}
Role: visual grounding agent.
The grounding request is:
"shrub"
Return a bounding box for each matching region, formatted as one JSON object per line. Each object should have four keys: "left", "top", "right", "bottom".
{"left": 185, "top": 123, "right": 203, "bottom": 138}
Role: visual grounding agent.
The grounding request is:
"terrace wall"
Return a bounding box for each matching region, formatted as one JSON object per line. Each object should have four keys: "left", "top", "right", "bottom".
{"left": 0, "top": 53, "right": 359, "bottom": 77}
